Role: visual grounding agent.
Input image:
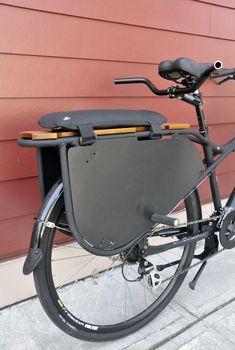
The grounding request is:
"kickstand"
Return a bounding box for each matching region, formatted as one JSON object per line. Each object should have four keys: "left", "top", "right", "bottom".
{"left": 189, "top": 261, "right": 207, "bottom": 290}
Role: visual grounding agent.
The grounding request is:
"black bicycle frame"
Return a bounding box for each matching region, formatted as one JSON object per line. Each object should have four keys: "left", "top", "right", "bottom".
{"left": 188, "top": 91, "right": 222, "bottom": 210}
{"left": 18, "top": 93, "right": 235, "bottom": 261}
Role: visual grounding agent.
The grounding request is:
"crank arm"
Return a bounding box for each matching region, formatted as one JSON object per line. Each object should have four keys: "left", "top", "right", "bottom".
{"left": 146, "top": 230, "right": 209, "bottom": 256}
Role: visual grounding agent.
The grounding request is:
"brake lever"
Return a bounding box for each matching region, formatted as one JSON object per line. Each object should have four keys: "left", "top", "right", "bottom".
{"left": 218, "top": 74, "right": 235, "bottom": 85}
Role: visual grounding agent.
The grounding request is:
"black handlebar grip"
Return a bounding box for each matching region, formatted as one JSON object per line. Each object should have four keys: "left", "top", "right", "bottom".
{"left": 114, "top": 78, "right": 144, "bottom": 84}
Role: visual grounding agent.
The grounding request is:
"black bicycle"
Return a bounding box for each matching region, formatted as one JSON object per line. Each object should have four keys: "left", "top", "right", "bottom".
{"left": 18, "top": 57, "right": 235, "bottom": 342}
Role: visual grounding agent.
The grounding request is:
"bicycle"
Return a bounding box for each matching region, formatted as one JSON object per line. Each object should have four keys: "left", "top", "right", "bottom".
{"left": 18, "top": 57, "right": 235, "bottom": 342}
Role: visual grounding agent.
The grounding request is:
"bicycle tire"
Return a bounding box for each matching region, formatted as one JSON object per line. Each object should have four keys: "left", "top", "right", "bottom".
{"left": 33, "top": 189, "right": 201, "bottom": 341}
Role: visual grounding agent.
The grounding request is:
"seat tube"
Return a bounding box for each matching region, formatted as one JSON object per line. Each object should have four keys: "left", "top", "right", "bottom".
{"left": 195, "top": 93, "right": 222, "bottom": 211}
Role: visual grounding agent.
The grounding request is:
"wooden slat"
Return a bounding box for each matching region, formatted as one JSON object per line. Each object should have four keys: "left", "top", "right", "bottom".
{"left": 0, "top": 56, "right": 235, "bottom": 100}
{"left": 0, "top": 177, "right": 40, "bottom": 221}
{"left": 0, "top": 1, "right": 211, "bottom": 37}
{"left": 0, "top": 141, "right": 37, "bottom": 181}
{"left": 164, "top": 123, "right": 190, "bottom": 130}
{"left": 18, "top": 123, "right": 235, "bottom": 145}
{"left": 56, "top": 131, "right": 79, "bottom": 138}
{"left": 1, "top": 0, "right": 235, "bottom": 260}
{"left": 0, "top": 214, "right": 34, "bottom": 260}
{"left": 19, "top": 127, "right": 149, "bottom": 140}
{"left": 198, "top": 171, "right": 235, "bottom": 203}
{"left": 19, "top": 124, "right": 193, "bottom": 140}
{"left": 198, "top": 0, "right": 235, "bottom": 9}
{"left": 0, "top": 11, "right": 235, "bottom": 65}
{"left": 208, "top": 123, "right": 235, "bottom": 144}
{"left": 3, "top": 1, "right": 235, "bottom": 41}
{"left": 211, "top": 6, "right": 235, "bottom": 40}
{"left": 19, "top": 130, "right": 57, "bottom": 140}
{"left": 95, "top": 126, "right": 148, "bottom": 135}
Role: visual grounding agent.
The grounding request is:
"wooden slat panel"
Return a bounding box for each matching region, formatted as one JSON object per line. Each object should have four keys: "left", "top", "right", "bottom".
{"left": 0, "top": 178, "right": 40, "bottom": 220}
{"left": 197, "top": 0, "right": 235, "bottom": 9}
{"left": 0, "top": 6, "right": 234, "bottom": 64}
{"left": 211, "top": 6, "right": 235, "bottom": 40}
{"left": 19, "top": 127, "right": 150, "bottom": 140}
{"left": 0, "top": 55, "right": 152, "bottom": 98}
{"left": 199, "top": 171, "right": 235, "bottom": 203}
{"left": 0, "top": 0, "right": 235, "bottom": 260}
{"left": 0, "top": 55, "right": 235, "bottom": 99}
{"left": 0, "top": 214, "right": 34, "bottom": 260}
{"left": 2, "top": 1, "right": 235, "bottom": 42}
{"left": 0, "top": 1, "right": 211, "bottom": 37}
{"left": 216, "top": 154, "right": 235, "bottom": 176}
{"left": 0, "top": 141, "right": 37, "bottom": 181}
{"left": 208, "top": 123, "right": 235, "bottom": 144}
{"left": 203, "top": 97, "right": 235, "bottom": 125}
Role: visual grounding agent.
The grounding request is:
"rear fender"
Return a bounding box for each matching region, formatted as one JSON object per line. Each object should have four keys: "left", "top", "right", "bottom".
{"left": 23, "top": 180, "right": 63, "bottom": 275}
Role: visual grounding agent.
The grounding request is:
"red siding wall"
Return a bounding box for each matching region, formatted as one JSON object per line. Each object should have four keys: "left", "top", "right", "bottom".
{"left": 0, "top": 0, "right": 235, "bottom": 260}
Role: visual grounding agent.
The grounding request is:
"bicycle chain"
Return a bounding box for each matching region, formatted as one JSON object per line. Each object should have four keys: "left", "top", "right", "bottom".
{"left": 151, "top": 214, "right": 222, "bottom": 235}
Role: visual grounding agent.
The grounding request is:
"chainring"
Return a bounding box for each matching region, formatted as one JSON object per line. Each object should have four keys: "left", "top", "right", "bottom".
{"left": 219, "top": 209, "right": 235, "bottom": 249}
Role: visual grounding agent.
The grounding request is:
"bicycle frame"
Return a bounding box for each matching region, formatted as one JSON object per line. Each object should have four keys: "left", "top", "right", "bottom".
{"left": 182, "top": 90, "right": 229, "bottom": 211}
{"left": 18, "top": 90, "right": 235, "bottom": 268}
{"left": 17, "top": 57, "right": 235, "bottom": 341}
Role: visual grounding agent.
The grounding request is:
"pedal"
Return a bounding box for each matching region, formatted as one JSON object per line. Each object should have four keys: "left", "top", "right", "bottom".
{"left": 151, "top": 213, "right": 179, "bottom": 227}
{"left": 189, "top": 261, "right": 207, "bottom": 290}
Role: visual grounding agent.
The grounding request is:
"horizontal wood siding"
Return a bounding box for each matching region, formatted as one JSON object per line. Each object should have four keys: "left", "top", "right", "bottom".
{"left": 0, "top": 0, "right": 235, "bottom": 259}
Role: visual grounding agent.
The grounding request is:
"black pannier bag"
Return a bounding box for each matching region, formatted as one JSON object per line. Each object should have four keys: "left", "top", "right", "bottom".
{"left": 38, "top": 109, "right": 204, "bottom": 254}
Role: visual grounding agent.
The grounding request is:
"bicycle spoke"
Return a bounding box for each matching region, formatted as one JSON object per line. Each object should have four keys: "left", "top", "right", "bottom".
{"left": 60, "top": 255, "right": 97, "bottom": 286}
{"left": 53, "top": 243, "right": 83, "bottom": 250}
{"left": 52, "top": 254, "right": 92, "bottom": 262}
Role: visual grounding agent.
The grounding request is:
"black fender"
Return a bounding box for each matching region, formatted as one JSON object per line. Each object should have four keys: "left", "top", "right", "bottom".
{"left": 23, "top": 180, "right": 63, "bottom": 275}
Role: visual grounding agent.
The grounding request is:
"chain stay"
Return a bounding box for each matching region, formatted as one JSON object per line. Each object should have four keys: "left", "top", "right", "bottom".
{"left": 152, "top": 214, "right": 222, "bottom": 234}
{"left": 161, "top": 247, "right": 225, "bottom": 285}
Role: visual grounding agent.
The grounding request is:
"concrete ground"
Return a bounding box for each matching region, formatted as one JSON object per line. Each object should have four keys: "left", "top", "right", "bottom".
{"left": 1, "top": 246, "right": 235, "bottom": 350}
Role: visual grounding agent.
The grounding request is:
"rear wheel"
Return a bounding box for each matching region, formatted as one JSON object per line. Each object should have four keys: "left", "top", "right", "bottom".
{"left": 34, "top": 190, "right": 200, "bottom": 341}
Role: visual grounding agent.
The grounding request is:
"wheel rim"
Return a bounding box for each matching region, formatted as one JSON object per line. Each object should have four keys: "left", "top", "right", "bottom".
{"left": 43, "top": 200, "right": 195, "bottom": 333}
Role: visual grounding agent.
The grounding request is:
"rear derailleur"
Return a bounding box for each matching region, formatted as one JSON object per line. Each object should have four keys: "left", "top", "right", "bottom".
{"left": 138, "top": 257, "right": 162, "bottom": 291}
{"left": 121, "top": 241, "right": 162, "bottom": 291}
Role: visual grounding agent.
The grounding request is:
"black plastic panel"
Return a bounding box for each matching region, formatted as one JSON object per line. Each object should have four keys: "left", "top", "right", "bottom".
{"left": 37, "top": 147, "right": 61, "bottom": 198}
{"left": 68, "top": 136, "right": 203, "bottom": 250}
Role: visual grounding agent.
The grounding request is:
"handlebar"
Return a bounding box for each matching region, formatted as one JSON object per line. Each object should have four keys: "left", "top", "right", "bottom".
{"left": 114, "top": 77, "right": 168, "bottom": 96}
{"left": 211, "top": 68, "right": 235, "bottom": 78}
{"left": 115, "top": 60, "right": 223, "bottom": 97}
